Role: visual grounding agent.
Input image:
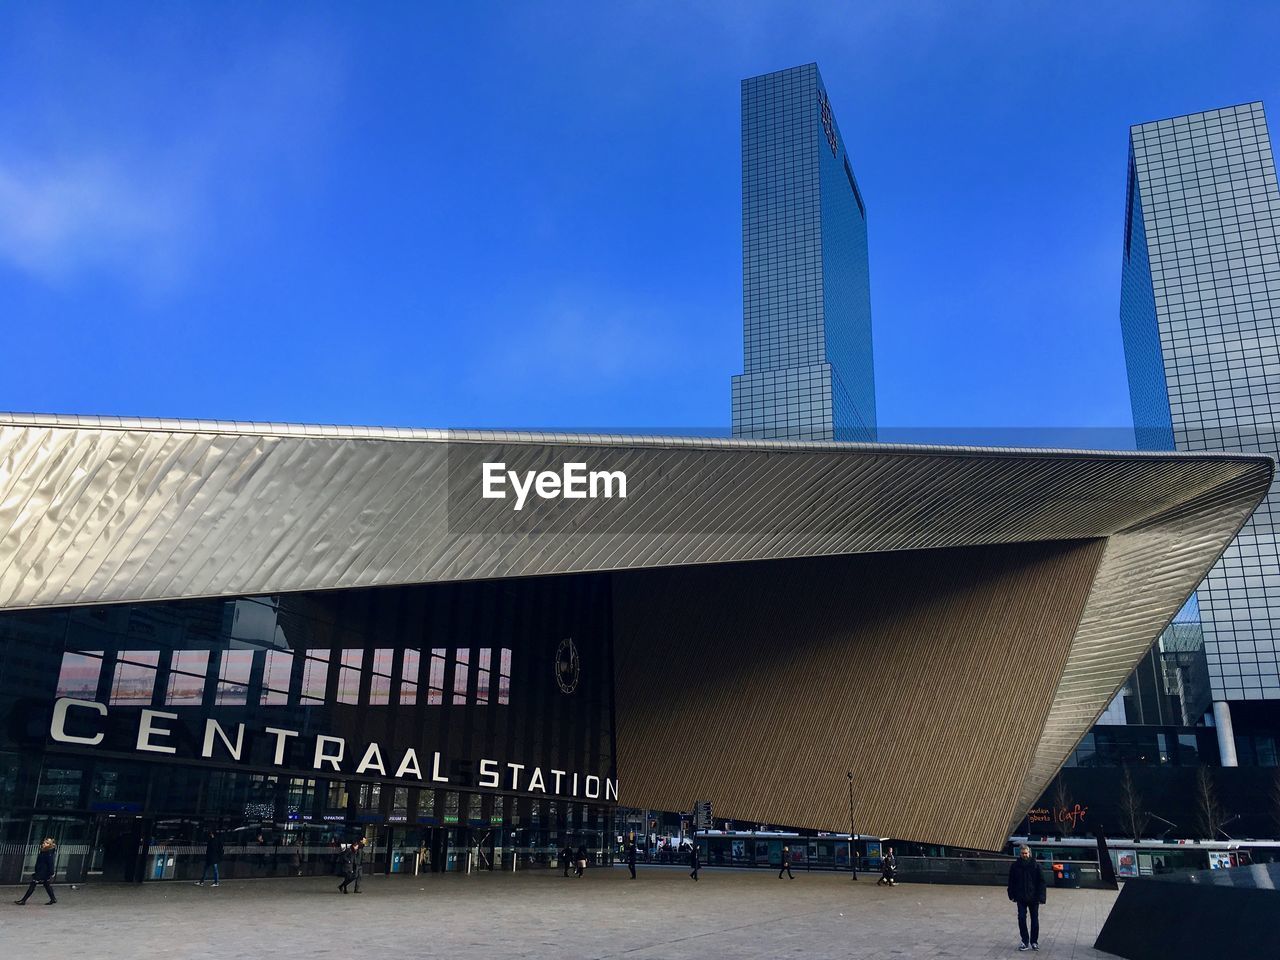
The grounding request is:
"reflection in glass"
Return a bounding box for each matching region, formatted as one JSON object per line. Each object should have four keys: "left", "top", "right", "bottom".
{"left": 327, "top": 779, "right": 351, "bottom": 812}
{"left": 369, "top": 648, "right": 393, "bottom": 706}
{"left": 111, "top": 651, "right": 160, "bottom": 705}
{"left": 476, "top": 648, "right": 491, "bottom": 705}
{"left": 9, "top": 574, "right": 616, "bottom": 866}
{"left": 338, "top": 649, "right": 362, "bottom": 704}
{"left": 400, "top": 649, "right": 420, "bottom": 705}
{"left": 1177, "top": 733, "right": 1198, "bottom": 765}
{"left": 35, "top": 767, "right": 82, "bottom": 809}
{"left": 302, "top": 649, "right": 329, "bottom": 704}
{"left": 428, "top": 649, "right": 446, "bottom": 705}
{"left": 56, "top": 651, "right": 104, "bottom": 699}
{"left": 167, "top": 650, "right": 210, "bottom": 705}
{"left": 216, "top": 650, "right": 254, "bottom": 705}
{"left": 499, "top": 648, "right": 512, "bottom": 705}
{"left": 260, "top": 650, "right": 293, "bottom": 706}
{"left": 453, "top": 649, "right": 470, "bottom": 705}
{"left": 1256, "top": 735, "right": 1277, "bottom": 767}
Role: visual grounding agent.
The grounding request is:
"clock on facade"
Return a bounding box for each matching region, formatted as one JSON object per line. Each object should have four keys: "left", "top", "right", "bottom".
{"left": 555, "top": 637, "right": 580, "bottom": 694}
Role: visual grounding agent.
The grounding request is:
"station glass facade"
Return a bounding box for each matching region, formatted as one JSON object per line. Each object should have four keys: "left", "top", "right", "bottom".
{"left": 0, "top": 574, "right": 618, "bottom": 884}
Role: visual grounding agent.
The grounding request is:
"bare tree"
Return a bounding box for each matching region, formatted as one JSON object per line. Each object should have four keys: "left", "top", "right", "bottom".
{"left": 1194, "top": 766, "right": 1226, "bottom": 839}
{"left": 1118, "top": 766, "right": 1148, "bottom": 842}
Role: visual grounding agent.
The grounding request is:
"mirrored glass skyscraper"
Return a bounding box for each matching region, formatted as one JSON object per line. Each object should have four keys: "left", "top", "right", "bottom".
{"left": 731, "top": 63, "right": 876, "bottom": 442}
{"left": 1119, "top": 102, "right": 1280, "bottom": 760}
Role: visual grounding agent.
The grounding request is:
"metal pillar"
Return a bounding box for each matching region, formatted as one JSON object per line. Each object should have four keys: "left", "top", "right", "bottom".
{"left": 1212, "top": 700, "right": 1238, "bottom": 767}
{"left": 846, "top": 770, "right": 857, "bottom": 880}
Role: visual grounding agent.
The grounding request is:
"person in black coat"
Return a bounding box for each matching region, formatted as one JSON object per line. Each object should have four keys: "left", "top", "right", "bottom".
{"left": 13, "top": 838, "right": 58, "bottom": 905}
{"left": 689, "top": 842, "right": 701, "bottom": 882}
{"left": 877, "top": 847, "right": 897, "bottom": 886}
{"left": 778, "top": 844, "right": 794, "bottom": 880}
{"left": 1007, "top": 844, "right": 1047, "bottom": 951}
{"left": 338, "top": 843, "right": 357, "bottom": 894}
{"left": 575, "top": 844, "right": 588, "bottom": 878}
{"left": 352, "top": 838, "right": 365, "bottom": 893}
{"left": 561, "top": 843, "right": 574, "bottom": 878}
{"left": 196, "top": 830, "right": 223, "bottom": 887}
{"left": 625, "top": 837, "right": 637, "bottom": 880}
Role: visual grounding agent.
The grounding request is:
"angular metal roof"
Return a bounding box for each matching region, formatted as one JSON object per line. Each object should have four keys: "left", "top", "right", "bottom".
{"left": 0, "top": 412, "right": 1271, "bottom": 846}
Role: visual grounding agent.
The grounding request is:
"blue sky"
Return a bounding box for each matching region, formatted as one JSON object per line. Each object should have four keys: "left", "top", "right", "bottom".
{"left": 1, "top": 2, "right": 1277, "bottom": 438}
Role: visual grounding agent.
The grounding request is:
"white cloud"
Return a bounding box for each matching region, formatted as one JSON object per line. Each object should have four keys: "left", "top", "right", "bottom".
{"left": 0, "top": 27, "right": 342, "bottom": 298}
{"left": 0, "top": 156, "right": 194, "bottom": 294}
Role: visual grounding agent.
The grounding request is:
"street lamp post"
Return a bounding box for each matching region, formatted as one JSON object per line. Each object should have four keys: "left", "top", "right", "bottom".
{"left": 847, "top": 770, "right": 857, "bottom": 881}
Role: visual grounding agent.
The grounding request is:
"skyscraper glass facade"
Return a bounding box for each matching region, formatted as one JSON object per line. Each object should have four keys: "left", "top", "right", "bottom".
{"left": 1119, "top": 102, "right": 1280, "bottom": 716}
{"left": 731, "top": 63, "right": 875, "bottom": 442}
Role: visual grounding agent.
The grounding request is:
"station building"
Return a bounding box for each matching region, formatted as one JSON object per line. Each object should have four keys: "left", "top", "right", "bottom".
{"left": 0, "top": 413, "right": 1269, "bottom": 883}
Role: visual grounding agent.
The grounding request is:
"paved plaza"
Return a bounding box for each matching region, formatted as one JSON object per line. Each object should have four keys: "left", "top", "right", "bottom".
{"left": 0, "top": 867, "right": 1120, "bottom": 959}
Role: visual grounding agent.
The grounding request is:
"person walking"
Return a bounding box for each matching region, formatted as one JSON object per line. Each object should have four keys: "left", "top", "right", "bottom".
{"left": 561, "top": 842, "right": 574, "bottom": 878}
{"left": 195, "top": 830, "right": 223, "bottom": 887}
{"left": 778, "top": 845, "right": 794, "bottom": 880}
{"left": 1007, "top": 844, "right": 1047, "bottom": 951}
{"left": 255, "top": 832, "right": 270, "bottom": 871}
{"left": 338, "top": 843, "right": 357, "bottom": 894}
{"left": 575, "top": 844, "right": 588, "bottom": 878}
{"left": 689, "top": 842, "right": 701, "bottom": 882}
{"left": 877, "top": 846, "right": 897, "bottom": 886}
{"left": 13, "top": 838, "right": 58, "bottom": 905}
{"left": 351, "top": 838, "right": 365, "bottom": 893}
{"left": 625, "top": 837, "right": 637, "bottom": 880}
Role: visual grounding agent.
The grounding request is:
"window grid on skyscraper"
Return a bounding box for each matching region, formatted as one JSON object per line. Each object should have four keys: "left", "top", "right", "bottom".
{"left": 1120, "top": 101, "right": 1280, "bottom": 704}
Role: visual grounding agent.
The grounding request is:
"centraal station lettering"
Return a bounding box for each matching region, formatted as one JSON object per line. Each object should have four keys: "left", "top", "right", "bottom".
{"left": 51, "top": 697, "right": 619, "bottom": 801}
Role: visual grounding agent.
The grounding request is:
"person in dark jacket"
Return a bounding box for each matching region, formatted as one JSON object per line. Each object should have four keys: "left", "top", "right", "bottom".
{"left": 1007, "top": 844, "right": 1047, "bottom": 951}
{"left": 13, "top": 838, "right": 58, "bottom": 905}
{"left": 338, "top": 843, "right": 357, "bottom": 894}
{"left": 575, "top": 844, "right": 588, "bottom": 877}
{"left": 877, "top": 847, "right": 897, "bottom": 886}
{"left": 778, "top": 845, "right": 794, "bottom": 880}
{"left": 196, "top": 830, "right": 223, "bottom": 887}
{"left": 350, "top": 838, "right": 365, "bottom": 893}
{"left": 561, "top": 843, "right": 574, "bottom": 878}
{"left": 689, "top": 842, "right": 701, "bottom": 882}
{"left": 625, "top": 837, "right": 637, "bottom": 880}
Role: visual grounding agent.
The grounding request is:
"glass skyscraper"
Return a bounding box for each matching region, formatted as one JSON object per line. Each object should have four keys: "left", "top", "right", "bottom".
{"left": 1119, "top": 102, "right": 1280, "bottom": 761}
{"left": 731, "top": 63, "right": 876, "bottom": 442}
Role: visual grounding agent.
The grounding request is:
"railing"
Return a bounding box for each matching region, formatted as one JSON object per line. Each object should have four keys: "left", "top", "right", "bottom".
{"left": 895, "top": 856, "right": 1110, "bottom": 889}
{"left": 1, "top": 841, "right": 1111, "bottom": 889}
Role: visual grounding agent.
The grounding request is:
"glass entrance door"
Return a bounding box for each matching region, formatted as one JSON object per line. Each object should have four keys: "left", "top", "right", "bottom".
{"left": 471, "top": 828, "right": 496, "bottom": 871}
{"left": 384, "top": 827, "right": 426, "bottom": 875}
{"left": 92, "top": 815, "right": 149, "bottom": 883}
{"left": 427, "top": 827, "right": 448, "bottom": 872}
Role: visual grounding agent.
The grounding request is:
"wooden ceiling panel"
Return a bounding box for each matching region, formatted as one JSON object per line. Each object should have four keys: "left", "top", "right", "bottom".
{"left": 613, "top": 539, "right": 1106, "bottom": 850}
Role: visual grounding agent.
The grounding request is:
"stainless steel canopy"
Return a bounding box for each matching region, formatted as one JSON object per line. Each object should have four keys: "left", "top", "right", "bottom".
{"left": 0, "top": 412, "right": 1270, "bottom": 846}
